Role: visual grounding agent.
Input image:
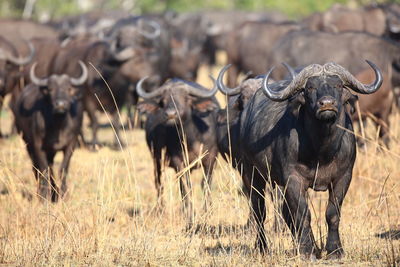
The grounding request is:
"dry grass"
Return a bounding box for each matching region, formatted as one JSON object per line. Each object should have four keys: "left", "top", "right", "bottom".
{"left": 0, "top": 59, "right": 399, "bottom": 266}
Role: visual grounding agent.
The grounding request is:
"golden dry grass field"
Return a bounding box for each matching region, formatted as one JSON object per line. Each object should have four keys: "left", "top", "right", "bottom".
{"left": 0, "top": 57, "right": 399, "bottom": 266}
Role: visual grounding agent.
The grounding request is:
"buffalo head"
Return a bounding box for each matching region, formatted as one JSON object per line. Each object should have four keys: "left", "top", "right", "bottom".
{"left": 262, "top": 61, "right": 382, "bottom": 122}
{"left": 0, "top": 40, "right": 35, "bottom": 90}
{"left": 137, "top": 77, "right": 218, "bottom": 125}
{"left": 30, "top": 61, "right": 88, "bottom": 114}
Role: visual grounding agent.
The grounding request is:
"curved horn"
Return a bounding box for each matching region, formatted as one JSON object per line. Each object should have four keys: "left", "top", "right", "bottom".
{"left": 109, "top": 39, "right": 136, "bottom": 62}
{"left": 323, "top": 60, "right": 382, "bottom": 94}
{"left": 185, "top": 76, "right": 218, "bottom": 98}
{"left": 138, "top": 20, "right": 161, "bottom": 39}
{"left": 113, "top": 46, "right": 136, "bottom": 61}
{"left": 136, "top": 76, "right": 163, "bottom": 99}
{"left": 216, "top": 64, "right": 242, "bottom": 96}
{"left": 262, "top": 63, "right": 323, "bottom": 101}
{"left": 7, "top": 40, "right": 35, "bottom": 66}
{"left": 70, "top": 61, "right": 88, "bottom": 86}
{"left": 29, "top": 62, "right": 48, "bottom": 86}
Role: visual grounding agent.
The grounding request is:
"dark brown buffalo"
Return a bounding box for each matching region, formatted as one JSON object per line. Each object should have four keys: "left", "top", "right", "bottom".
{"left": 303, "top": 3, "right": 400, "bottom": 40}
{"left": 0, "top": 37, "right": 35, "bottom": 136}
{"left": 49, "top": 10, "right": 130, "bottom": 40}
{"left": 137, "top": 77, "right": 219, "bottom": 226}
{"left": 48, "top": 22, "right": 163, "bottom": 147}
{"left": 0, "top": 19, "right": 58, "bottom": 41}
{"left": 352, "top": 68, "right": 394, "bottom": 146}
{"left": 165, "top": 12, "right": 210, "bottom": 80}
{"left": 225, "top": 20, "right": 301, "bottom": 87}
{"left": 0, "top": 19, "right": 58, "bottom": 61}
{"left": 169, "top": 37, "right": 202, "bottom": 81}
{"left": 238, "top": 61, "right": 382, "bottom": 258}
{"left": 216, "top": 70, "right": 261, "bottom": 163}
{"left": 269, "top": 30, "right": 400, "bottom": 82}
{"left": 202, "top": 10, "right": 287, "bottom": 67}
{"left": 9, "top": 37, "right": 61, "bottom": 100}
{"left": 13, "top": 62, "right": 88, "bottom": 202}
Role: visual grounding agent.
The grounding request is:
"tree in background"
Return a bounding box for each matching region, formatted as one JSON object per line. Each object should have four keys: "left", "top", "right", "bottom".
{"left": 0, "top": 0, "right": 399, "bottom": 21}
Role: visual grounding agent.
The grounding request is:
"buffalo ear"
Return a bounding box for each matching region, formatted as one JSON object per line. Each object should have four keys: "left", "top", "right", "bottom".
{"left": 289, "top": 91, "right": 305, "bottom": 117}
{"left": 69, "top": 86, "right": 80, "bottom": 97}
{"left": 39, "top": 86, "right": 50, "bottom": 95}
{"left": 137, "top": 100, "right": 159, "bottom": 115}
{"left": 342, "top": 89, "right": 358, "bottom": 115}
{"left": 192, "top": 98, "right": 219, "bottom": 113}
{"left": 216, "top": 109, "right": 227, "bottom": 123}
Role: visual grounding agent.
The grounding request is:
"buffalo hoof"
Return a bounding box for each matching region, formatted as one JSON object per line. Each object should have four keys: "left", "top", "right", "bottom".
{"left": 154, "top": 202, "right": 165, "bottom": 215}
{"left": 326, "top": 248, "right": 344, "bottom": 260}
{"left": 255, "top": 238, "right": 269, "bottom": 254}
{"left": 111, "top": 141, "right": 126, "bottom": 151}
{"left": 299, "top": 246, "right": 321, "bottom": 260}
{"left": 88, "top": 142, "right": 102, "bottom": 152}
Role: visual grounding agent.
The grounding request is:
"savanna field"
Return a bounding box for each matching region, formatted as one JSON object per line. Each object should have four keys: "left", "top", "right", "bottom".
{"left": 0, "top": 62, "right": 398, "bottom": 267}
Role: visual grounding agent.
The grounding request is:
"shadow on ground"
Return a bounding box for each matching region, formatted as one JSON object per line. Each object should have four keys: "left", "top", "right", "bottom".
{"left": 375, "top": 229, "right": 400, "bottom": 240}
{"left": 204, "top": 242, "right": 252, "bottom": 256}
{"left": 193, "top": 223, "right": 253, "bottom": 238}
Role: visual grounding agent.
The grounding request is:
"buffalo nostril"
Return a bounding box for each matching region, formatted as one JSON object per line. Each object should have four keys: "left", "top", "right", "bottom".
{"left": 166, "top": 110, "right": 177, "bottom": 119}
{"left": 319, "top": 98, "right": 336, "bottom": 107}
{"left": 55, "top": 100, "right": 68, "bottom": 108}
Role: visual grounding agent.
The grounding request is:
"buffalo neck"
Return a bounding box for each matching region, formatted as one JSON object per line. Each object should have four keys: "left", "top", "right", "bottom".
{"left": 299, "top": 107, "right": 347, "bottom": 163}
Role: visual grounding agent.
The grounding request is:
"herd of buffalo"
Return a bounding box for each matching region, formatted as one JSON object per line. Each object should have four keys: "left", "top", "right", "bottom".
{"left": 1, "top": 2, "right": 400, "bottom": 260}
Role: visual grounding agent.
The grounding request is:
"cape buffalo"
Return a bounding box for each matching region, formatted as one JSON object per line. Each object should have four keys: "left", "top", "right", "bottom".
{"left": 303, "top": 3, "right": 400, "bottom": 40}
{"left": 137, "top": 77, "right": 219, "bottom": 226}
{"left": 0, "top": 37, "right": 35, "bottom": 137}
{"left": 14, "top": 61, "right": 88, "bottom": 202}
{"left": 237, "top": 61, "right": 382, "bottom": 259}
{"left": 225, "top": 20, "right": 301, "bottom": 87}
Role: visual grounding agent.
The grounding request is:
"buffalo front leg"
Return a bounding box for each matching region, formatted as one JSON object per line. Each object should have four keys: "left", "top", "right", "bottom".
{"left": 111, "top": 112, "right": 125, "bottom": 148}
{"left": 46, "top": 151, "right": 59, "bottom": 202}
{"left": 201, "top": 153, "right": 217, "bottom": 212}
{"left": 325, "top": 174, "right": 351, "bottom": 259}
{"left": 30, "top": 145, "right": 55, "bottom": 202}
{"left": 248, "top": 167, "right": 268, "bottom": 253}
{"left": 153, "top": 148, "right": 164, "bottom": 210}
{"left": 173, "top": 158, "right": 194, "bottom": 228}
{"left": 282, "top": 176, "right": 319, "bottom": 259}
{"left": 59, "top": 141, "right": 77, "bottom": 199}
{"left": 0, "top": 95, "right": 4, "bottom": 138}
{"left": 125, "top": 87, "right": 139, "bottom": 129}
{"left": 85, "top": 102, "right": 100, "bottom": 148}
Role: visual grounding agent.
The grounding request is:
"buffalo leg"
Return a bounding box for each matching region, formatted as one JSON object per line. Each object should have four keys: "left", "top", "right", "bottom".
{"left": 46, "top": 151, "right": 59, "bottom": 202}
{"left": 0, "top": 95, "right": 3, "bottom": 138}
{"left": 126, "top": 87, "right": 138, "bottom": 129}
{"left": 201, "top": 152, "right": 216, "bottom": 212}
{"left": 270, "top": 185, "right": 285, "bottom": 232}
{"left": 85, "top": 103, "right": 99, "bottom": 147}
{"left": 173, "top": 157, "right": 194, "bottom": 227}
{"left": 247, "top": 166, "right": 268, "bottom": 253}
{"left": 112, "top": 112, "right": 125, "bottom": 148}
{"left": 30, "top": 145, "right": 53, "bottom": 201}
{"left": 325, "top": 174, "right": 351, "bottom": 259}
{"left": 242, "top": 171, "right": 255, "bottom": 230}
{"left": 59, "top": 140, "right": 76, "bottom": 199}
{"left": 282, "top": 176, "right": 319, "bottom": 258}
{"left": 153, "top": 148, "right": 164, "bottom": 209}
{"left": 376, "top": 111, "right": 391, "bottom": 148}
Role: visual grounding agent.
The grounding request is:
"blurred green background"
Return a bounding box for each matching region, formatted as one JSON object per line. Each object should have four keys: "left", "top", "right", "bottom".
{"left": 0, "top": 0, "right": 399, "bottom": 20}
